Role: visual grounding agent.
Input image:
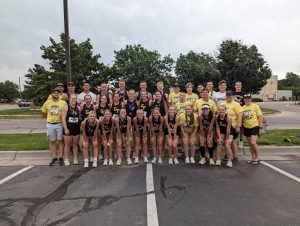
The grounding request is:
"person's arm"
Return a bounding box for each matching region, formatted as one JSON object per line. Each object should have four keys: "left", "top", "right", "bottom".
{"left": 109, "top": 119, "right": 115, "bottom": 142}
{"left": 148, "top": 93, "right": 153, "bottom": 101}
{"left": 126, "top": 117, "right": 132, "bottom": 134}
{"left": 215, "top": 116, "right": 221, "bottom": 144}
{"left": 61, "top": 105, "right": 69, "bottom": 135}
{"left": 93, "top": 120, "right": 99, "bottom": 139}
{"left": 174, "top": 116, "right": 180, "bottom": 139}
{"left": 164, "top": 115, "right": 171, "bottom": 136}
{"left": 226, "top": 116, "right": 232, "bottom": 141}
{"left": 236, "top": 112, "right": 243, "bottom": 133}
{"left": 159, "top": 116, "right": 164, "bottom": 135}
{"left": 41, "top": 101, "right": 48, "bottom": 118}
{"left": 101, "top": 121, "right": 107, "bottom": 144}
{"left": 149, "top": 117, "right": 154, "bottom": 135}
{"left": 109, "top": 94, "right": 113, "bottom": 105}
{"left": 208, "top": 114, "right": 216, "bottom": 137}
{"left": 143, "top": 117, "right": 149, "bottom": 135}
{"left": 257, "top": 105, "right": 264, "bottom": 136}
{"left": 96, "top": 94, "right": 100, "bottom": 105}
{"left": 133, "top": 117, "right": 138, "bottom": 136}
{"left": 115, "top": 118, "right": 120, "bottom": 134}
{"left": 199, "top": 114, "right": 204, "bottom": 136}
{"left": 81, "top": 120, "right": 87, "bottom": 137}
{"left": 163, "top": 101, "right": 168, "bottom": 115}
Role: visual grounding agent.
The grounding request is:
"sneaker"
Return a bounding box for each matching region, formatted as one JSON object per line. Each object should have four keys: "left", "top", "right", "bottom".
{"left": 58, "top": 157, "right": 64, "bottom": 166}
{"left": 169, "top": 158, "right": 173, "bottom": 165}
{"left": 215, "top": 160, "right": 221, "bottom": 166}
{"left": 232, "top": 157, "right": 238, "bottom": 163}
{"left": 134, "top": 157, "right": 139, "bottom": 164}
{"left": 227, "top": 161, "right": 233, "bottom": 168}
{"left": 223, "top": 154, "right": 228, "bottom": 162}
{"left": 99, "top": 154, "right": 104, "bottom": 160}
{"left": 190, "top": 157, "right": 195, "bottom": 164}
{"left": 109, "top": 159, "right": 113, "bottom": 165}
{"left": 116, "top": 159, "right": 121, "bottom": 166}
{"left": 174, "top": 158, "right": 179, "bottom": 165}
{"left": 199, "top": 157, "right": 206, "bottom": 165}
{"left": 64, "top": 159, "right": 70, "bottom": 166}
{"left": 90, "top": 156, "right": 94, "bottom": 162}
{"left": 103, "top": 159, "right": 108, "bottom": 166}
{"left": 84, "top": 160, "right": 89, "bottom": 168}
{"left": 144, "top": 156, "right": 148, "bottom": 163}
{"left": 158, "top": 157, "right": 163, "bottom": 164}
{"left": 73, "top": 159, "right": 79, "bottom": 165}
{"left": 185, "top": 157, "right": 190, "bottom": 164}
{"left": 152, "top": 157, "right": 157, "bottom": 164}
{"left": 209, "top": 158, "right": 215, "bottom": 166}
{"left": 49, "top": 158, "right": 57, "bottom": 166}
{"left": 127, "top": 158, "right": 132, "bottom": 165}
{"left": 92, "top": 160, "right": 97, "bottom": 168}
{"left": 239, "top": 140, "right": 244, "bottom": 148}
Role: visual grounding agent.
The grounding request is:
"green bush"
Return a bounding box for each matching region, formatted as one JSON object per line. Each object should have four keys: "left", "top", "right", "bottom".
{"left": 252, "top": 97, "right": 263, "bottom": 102}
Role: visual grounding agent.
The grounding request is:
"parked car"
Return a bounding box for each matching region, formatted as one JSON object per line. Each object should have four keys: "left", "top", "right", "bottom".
{"left": 18, "top": 100, "right": 31, "bottom": 108}
{"left": 0, "top": 98, "right": 8, "bottom": 103}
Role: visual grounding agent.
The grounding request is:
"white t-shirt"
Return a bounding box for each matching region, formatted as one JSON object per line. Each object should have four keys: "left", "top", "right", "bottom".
{"left": 78, "top": 91, "right": 96, "bottom": 105}
{"left": 212, "top": 92, "right": 226, "bottom": 107}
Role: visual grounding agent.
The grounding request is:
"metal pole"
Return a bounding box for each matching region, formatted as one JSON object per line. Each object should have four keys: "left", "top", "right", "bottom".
{"left": 63, "top": 0, "right": 71, "bottom": 83}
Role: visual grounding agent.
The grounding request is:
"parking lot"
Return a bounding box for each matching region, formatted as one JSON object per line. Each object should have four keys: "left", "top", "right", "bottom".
{"left": 1, "top": 154, "right": 300, "bottom": 226}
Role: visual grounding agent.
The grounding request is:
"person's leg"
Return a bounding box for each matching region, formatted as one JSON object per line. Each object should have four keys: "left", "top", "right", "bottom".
{"left": 232, "top": 137, "right": 239, "bottom": 158}
{"left": 226, "top": 136, "right": 233, "bottom": 167}
{"left": 63, "top": 135, "right": 72, "bottom": 165}
{"left": 167, "top": 136, "right": 173, "bottom": 158}
{"left": 151, "top": 134, "right": 157, "bottom": 158}
{"left": 250, "top": 135, "right": 259, "bottom": 161}
{"left": 108, "top": 134, "right": 113, "bottom": 160}
{"left": 207, "top": 134, "right": 214, "bottom": 165}
{"left": 49, "top": 141, "right": 57, "bottom": 158}
{"left": 83, "top": 137, "right": 89, "bottom": 167}
{"left": 182, "top": 132, "right": 189, "bottom": 162}
{"left": 216, "top": 134, "right": 225, "bottom": 161}
{"left": 72, "top": 135, "right": 80, "bottom": 163}
{"left": 173, "top": 136, "right": 179, "bottom": 163}
{"left": 134, "top": 134, "right": 140, "bottom": 158}
{"left": 199, "top": 134, "right": 206, "bottom": 163}
{"left": 190, "top": 134, "right": 196, "bottom": 158}
{"left": 97, "top": 132, "right": 102, "bottom": 160}
{"left": 142, "top": 133, "right": 148, "bottom": 162}
{"left": 116, "top": 134, "right": 122, "bottom": 160}
{"left": 47, "top": 124, "right": 57, "bottom": 163}
{"left": 125, "top": 133, "right": 131, "bottom": 158}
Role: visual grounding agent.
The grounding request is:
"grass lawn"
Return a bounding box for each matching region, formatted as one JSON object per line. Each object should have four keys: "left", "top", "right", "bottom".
{"left": 0, "top": 108, "right": 41, "bottom": 115}
{"left": 0, "top": 133, "right": 49, "bottom": 151}
{"left": 260, "top": 107, "right": 280, "bottom": 115}
{"left": 244, "top": 129, "right": 300, "bottom": 146}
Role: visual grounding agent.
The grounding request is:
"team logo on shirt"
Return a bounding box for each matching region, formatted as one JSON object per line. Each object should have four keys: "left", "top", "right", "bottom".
{"left": 49, "top": 106, "right": 62, "bottom": 116}
{"left": 244, "top": 110, "right": 253, "bottom": 119}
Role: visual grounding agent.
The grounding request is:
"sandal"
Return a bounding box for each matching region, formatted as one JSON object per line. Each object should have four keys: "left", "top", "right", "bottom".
{"left": 247, "top": 160, "right": 254, "bottom": 164}
{"left": 251, "top": 160, "right": 260, "bottom": 165}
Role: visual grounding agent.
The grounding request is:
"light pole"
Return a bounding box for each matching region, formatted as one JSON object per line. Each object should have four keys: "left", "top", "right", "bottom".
{"left": 63, "top": 0, "right": 71, "bottom": 83}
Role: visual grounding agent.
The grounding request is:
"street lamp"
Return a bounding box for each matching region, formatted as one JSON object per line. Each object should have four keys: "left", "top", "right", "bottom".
{"left": 63, "top": 0, "right": 71, "bottom": 83}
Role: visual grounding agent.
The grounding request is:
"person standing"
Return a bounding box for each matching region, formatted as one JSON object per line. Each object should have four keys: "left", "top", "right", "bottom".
{"left": 116, "top": 80, "right": 128, "bottom": 103}
{"left": 78, "top": 81, "right": 96, "bottom": 105}
{"left": 185, "top": 83, "right": 199, "bottom": 105}
{"left": 96, "top": 83, "right": 113, "bottom": 105}
{"left": 42, "top": 88, "right": 67, "bottom": 166}
{"left": 242, "top": 94, "right": 263, "bottom": 165}
{"left": 193, "top": 88, "right": 217, "bottom": 114}
{"left": 152, "top": 91, "right": 168, "bottom": 117}
{"left": 168, "top": 82, "right": 181, "bottom": 106}
{"left": 175, "top": 92, "right": 189, "bottom": 115}
{"left": 136, "top": 81, "right": 152, "bottom": 101}
{"left": 47, "top": 83, "right": 67, "bottom": 101}
{"left": 212, "top": 80, "right": 227, "bottom": 107}
{"left": 206, "top": 81, "right": 215, "bottom": 99}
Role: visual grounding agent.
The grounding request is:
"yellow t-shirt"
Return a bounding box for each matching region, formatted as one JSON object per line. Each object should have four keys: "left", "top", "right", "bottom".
{"left": 193, "top": 98, "right": 217, "bottom": 114}
{"left": 179, "top": 113, "right": 198, "bottom": 133}
{"left": 47, "top": 93, "right": 67, "bottom": 102}
{"left": 41, "top": 99, "right": 67, "bottom": 123}
{"left": 175, "top": 102, "right": 189, "bottom": 115}
{"left": 186, "top": 93, "right": 199, "bottom": 105}
{"left": 242, "top": 104, "right": 262, "bottom": 129}
{"left": 168, "top": 92, "right": 180, "bottom": 106}
{"left": 221, "top": 101, "right": 243, "bottom": 128}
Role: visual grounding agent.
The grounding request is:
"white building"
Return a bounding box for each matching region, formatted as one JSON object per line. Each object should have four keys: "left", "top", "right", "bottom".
{"left": 253, "top": 75, "right": 278, "bottom": 101}
{"left": 277, "top": 90, "right": 293, "bottom": 101}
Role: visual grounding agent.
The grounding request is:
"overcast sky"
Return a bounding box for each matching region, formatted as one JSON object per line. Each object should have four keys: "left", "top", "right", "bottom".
{"left": 1, "top": 0, "right": 300, "bottom": 86}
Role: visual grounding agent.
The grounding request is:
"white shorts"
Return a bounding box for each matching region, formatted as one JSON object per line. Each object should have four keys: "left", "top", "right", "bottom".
{"left": 46, "top": 123, "right": 63, "bottom": 141}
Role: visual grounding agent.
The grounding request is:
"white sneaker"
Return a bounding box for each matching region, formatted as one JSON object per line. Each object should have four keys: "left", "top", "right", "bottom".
{"left": 109, "top": 159, "right": 113, "bottom": 165}
{"left": 73, "top": 159, "right": 78, "bottom": 165}
{"left": 134, "top": 157, "right": 139, "bottom": 164}
{"left": 185, "top": 157, "right": 190, "bottom": 164}
{"left": 116, "top": 159, "right": 121, "bottom": 166}
{"left": 227, "top": 161, "right": 233, "bottom": 168}
{"left": 144, "top": 156, "right": 148, "bottom": 163}
{"left": 64, "top": 159, "right": 70, "bottom": 166}
{"left": 174, "top": 158, "right": 179, "bottom": 165}
{"left": 127, "top": 158, "right": 132, "bottom": 165}
{"left": 190, "top": 157, "right": 195, "bottom": 164}
{"left": 199, "top": 157, "right": 206, "bottom": 165}
{"left": 239, "top": 140, "right": 244, "bottom": 148}
{"left": 152, "top": 157, "right": 157, "bottom": 164}
{"left": 92, "top": 160, "right": 97, "bottom": 168}
{"left": 158, "top": 157, "right": 163, "bottom": 164}
{"left": 103, "top": 159, "right": 108, "bottom": 166}
{"left": 169, "top": 158, "right": 173, "bottom": 165}
{"left": 215, "top": 160, "right": 221, "bottom": 166}
{"left": 99, "top": 154, "right": 104, "bottom": 160}
{"left": 84, "top": 159, "right": 89, "bottom": 168}
{"left": 90, "top": 156, "right": 94, "bottom": 162}
{"left": 209, "top": 158, "right": 215, "bottom": 165}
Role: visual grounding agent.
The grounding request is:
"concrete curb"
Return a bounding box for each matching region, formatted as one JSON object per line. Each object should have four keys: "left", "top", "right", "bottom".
{"left": 0, "top": 146, "right": 299, "bottom": 160}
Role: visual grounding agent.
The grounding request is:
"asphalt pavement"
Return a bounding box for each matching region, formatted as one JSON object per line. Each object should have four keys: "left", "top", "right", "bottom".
{"left": 1, "top": 151, "right": 300, "bottom": 226}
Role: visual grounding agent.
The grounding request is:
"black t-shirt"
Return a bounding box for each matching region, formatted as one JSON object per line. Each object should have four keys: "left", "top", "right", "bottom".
{"left": 233, "top": 91, "right": 246, "bottom": 106}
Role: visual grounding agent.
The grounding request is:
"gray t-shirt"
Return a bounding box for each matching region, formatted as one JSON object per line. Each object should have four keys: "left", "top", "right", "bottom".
{"left": 78, "top": 91, "right": 96, "bottom": 105}
{"left": 212, "top": 92, "right": 226, "bottom": 107}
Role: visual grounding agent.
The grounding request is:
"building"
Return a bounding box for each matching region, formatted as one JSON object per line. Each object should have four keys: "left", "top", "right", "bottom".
{"left": 277, "top": 90, "right": 293, "bottom": 101}
{"left": 253, "top": 75, "right": 278, "bottom": 101}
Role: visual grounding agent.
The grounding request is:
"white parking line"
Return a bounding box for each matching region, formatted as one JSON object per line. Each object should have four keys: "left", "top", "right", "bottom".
{"left": 146, "top": 164, "right": 159, "bottom": 226}
{"left": 0, "top": 165, "right": 34, "bottom": 185}
{"left": 261, "top": 161, "right": 300, "bottom": 183}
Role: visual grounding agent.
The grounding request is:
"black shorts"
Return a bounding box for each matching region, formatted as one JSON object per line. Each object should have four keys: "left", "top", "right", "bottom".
{"left": 230, "top": 127, "right": 239, "bottom": 139}
{"left": 63, "top": 126, "right": 80, "bottom": 136}
{"left": 244, "top": 126, "right": 259, "bottom": 137}
{"left": 164, "top": 128, "right": 180, "bottom": 136}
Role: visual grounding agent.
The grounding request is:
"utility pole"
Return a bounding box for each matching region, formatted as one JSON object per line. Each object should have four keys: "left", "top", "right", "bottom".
{"left": 19, "top": 76, "right": 22, "bottom": 99}
{"left": 63, "top": 0, "right": 72, "bottom": 83}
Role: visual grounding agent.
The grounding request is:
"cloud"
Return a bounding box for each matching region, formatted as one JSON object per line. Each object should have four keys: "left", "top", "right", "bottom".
{"left": 1, "top": 0, "right": 300, "bottom": 85}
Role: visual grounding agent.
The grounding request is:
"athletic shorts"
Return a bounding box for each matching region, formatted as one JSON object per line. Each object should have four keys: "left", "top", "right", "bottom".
{"left": 230, "top": 127, "right": 239, "bottom": 139}
{"left": 164, "top": 128, "right": 180, "bottom": 136}
{"left": 244, "top": 126, "right": 259, "bottom": 137}
{"left": 63, "top": 126, "right": 80, "bottom": 136}
{"left": 47, "top": 123, "right": 63, "bottom": 141}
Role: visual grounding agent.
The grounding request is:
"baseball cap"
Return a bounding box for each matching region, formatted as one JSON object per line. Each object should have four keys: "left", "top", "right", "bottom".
{"left": 56, "top": 83, "right": 64, "bottom": 87}
{"left": 201, "top": 104, "right": 210, "bottom": 109}
{"left": 243, "top": 93, "right": 252, "bottom": 99}
{"left": 226, "top": 90, "right": 234, "bottom": 96}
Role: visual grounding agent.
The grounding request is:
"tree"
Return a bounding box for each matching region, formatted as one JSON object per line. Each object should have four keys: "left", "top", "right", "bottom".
{"left": 216, "top": 40, "right": 272, "bottom": 93}
{"left": 0, "top": 80, "right": 19, "bottom": 102}
{"left": 24, "top": 33, "right": 110, "bottom": 105}
{"left": 112, "top": 44, "right": 174, "bottom": 93}
{"left": 175, "top": 51, "right": 220, "bottom": 90}
{"left": 278, "top": 72, "right": 300, "bottom": 90}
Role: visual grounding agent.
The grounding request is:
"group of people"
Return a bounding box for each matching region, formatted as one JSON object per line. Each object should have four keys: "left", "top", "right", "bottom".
{"left": 41, "top": 79, "right": 263, "bottom": 168}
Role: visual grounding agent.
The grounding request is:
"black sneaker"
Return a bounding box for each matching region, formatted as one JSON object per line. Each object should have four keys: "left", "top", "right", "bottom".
{"left": 49, "top": 158, "right": 57, "bottom": 166}
{"left": 58, "top": 157, "right": 64, "bottom": 166}
{"left": 232, "top": 157, "right": 238, "bottom": 163}
{"left": 222, "top": 154, "right": 228, "bottom": 162}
